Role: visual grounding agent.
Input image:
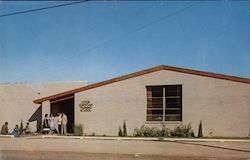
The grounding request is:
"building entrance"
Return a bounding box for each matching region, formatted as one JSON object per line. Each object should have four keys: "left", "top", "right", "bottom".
{"left": 50, "top": 95, "right": 74, "bottom": 133}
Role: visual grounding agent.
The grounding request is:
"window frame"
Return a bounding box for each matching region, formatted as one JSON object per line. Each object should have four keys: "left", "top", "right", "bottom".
{"left": 146, "top": 85, "right": 182, "bottom": 122}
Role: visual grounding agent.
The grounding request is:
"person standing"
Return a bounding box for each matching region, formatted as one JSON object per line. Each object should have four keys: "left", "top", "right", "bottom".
{"left": 1, "top": 122, "right": 9, "bottom": 135}
{"left": 42, "top": 114, "right": 50, "bottom": 134}
{"left": 62, "top": 113, "right": 68, "bottom": 135}
{"left": 49, "top": 114, "right": 55, "bottom": 134}
{"left": 57, "top": 113, "right": 62, "bottom": 134}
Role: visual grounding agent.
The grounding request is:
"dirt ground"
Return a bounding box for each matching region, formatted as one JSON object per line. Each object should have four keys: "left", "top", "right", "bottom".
{"left": 0, "top": 137, "right": 249, "bottom": 160}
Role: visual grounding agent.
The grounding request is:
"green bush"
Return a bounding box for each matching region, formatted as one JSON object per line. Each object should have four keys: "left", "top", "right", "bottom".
{"left": 133, "top": 123, "right": 194, "bottom": 137}
{"left": 74, "top": 123, "right": 83, "bottom": 136}
{"left": 133, "top": 125, "right": 162, "bottom": 137}
{"left": 161, "top": 123, "right": 171, "bottom": 137}
{"left": 171, "top": 123, "right": 194, "bottom": 137}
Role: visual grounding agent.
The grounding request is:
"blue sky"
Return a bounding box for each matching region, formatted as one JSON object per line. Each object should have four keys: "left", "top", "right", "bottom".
{"left": 0, "top": 1, "right": 249, "bottom": 84}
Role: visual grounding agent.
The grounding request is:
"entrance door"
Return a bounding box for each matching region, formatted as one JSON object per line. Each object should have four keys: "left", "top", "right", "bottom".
{"left": 50, "top": 95, "right": 74, "bottom": 133}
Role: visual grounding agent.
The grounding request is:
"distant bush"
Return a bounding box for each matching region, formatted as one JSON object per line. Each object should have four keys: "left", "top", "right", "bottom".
{"left": 74, "top": 123, "right": 83, "bottom": 136}
{"left": 133, "top": 123, "right": 194, "bottom": 137}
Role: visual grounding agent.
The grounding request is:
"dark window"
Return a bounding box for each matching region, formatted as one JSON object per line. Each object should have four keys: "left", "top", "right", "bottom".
{"left": 146, "top": 85, "right": 182, "bottom": 121}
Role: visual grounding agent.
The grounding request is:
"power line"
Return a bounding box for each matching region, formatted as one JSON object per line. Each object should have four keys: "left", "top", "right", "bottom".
{"left": 0, "top": 1, "right": 89, "bottom": 18}
{"left": 91, "top": 1, "right": 204, "bottom": 48}
{"left": 6, "top": 1, "right": 204, "bottom": 83}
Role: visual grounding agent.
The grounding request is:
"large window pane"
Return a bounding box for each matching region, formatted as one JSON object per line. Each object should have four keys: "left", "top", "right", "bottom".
{"left": 147, "top": 115, "right": 163, "bottom": 121}
{"left": 165, "top": 85, "right": 182, "bottom": 121}
{"left": 165, "top": 85, "right": 181, "bottom": 97}
{"left": 152, "top": 87, "right": 163, "bottom": 97}
{"left": 146, "top": 85, "right": 182, "bottom": 122}
{"left": 165, "top": 115, "right": 181, "bottom": 121}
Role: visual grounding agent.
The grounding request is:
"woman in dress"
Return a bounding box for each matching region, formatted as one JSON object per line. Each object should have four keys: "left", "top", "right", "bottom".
{"left": 49, "top": 114, "right": 55, "bottom": 134}
{"left": 42, "top": 114, "right": 49, "bottom": 134}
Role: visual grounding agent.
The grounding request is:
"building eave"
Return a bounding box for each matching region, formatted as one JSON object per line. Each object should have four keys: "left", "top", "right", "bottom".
{"left": 33, "top": 65, "right": 250, "bottom": 104}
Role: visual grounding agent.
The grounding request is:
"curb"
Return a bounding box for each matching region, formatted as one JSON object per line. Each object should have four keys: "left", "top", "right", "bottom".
{"left": 0, "top": 135, "right": 14, "bottom": 138}
{"left": 40, "top": 135, "right": 250, "bottom": 142}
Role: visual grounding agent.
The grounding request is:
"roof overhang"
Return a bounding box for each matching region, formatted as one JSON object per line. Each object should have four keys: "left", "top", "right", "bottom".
{"left": 33, "top": 65, "right": 250, "bottom": 104}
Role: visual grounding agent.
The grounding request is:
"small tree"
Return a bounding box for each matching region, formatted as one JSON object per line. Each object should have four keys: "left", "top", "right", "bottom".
{"left": 123, "top": 120, "right": 127, "bottom": 137}
{"left": 118, "top": 126, "right": 123, "bottom": 136}
{"left": 20, "top": 120, "right": 24, "bottom": 135}
{"left": 198, "top": 120, "right": 203, "bottom": 138}
{"left": 74, "top": 123, "right": 83, "bottom": 136}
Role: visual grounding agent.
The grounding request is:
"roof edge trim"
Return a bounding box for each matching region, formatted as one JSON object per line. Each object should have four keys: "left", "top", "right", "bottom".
{"left": 33, "top": 65, "right": 250, "bottom": 104}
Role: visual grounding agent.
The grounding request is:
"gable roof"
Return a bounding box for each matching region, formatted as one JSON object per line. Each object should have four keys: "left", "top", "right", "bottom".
{"left": 33, "top": 65, "right": 250, "bottom": 104}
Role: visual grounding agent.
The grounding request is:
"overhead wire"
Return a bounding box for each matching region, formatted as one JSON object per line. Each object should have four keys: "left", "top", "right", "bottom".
{"left": 0, "top": 0, "right": 89, "bottom": 18}
{"left": 2, "top": 1, "right": 204, "bottom": 83}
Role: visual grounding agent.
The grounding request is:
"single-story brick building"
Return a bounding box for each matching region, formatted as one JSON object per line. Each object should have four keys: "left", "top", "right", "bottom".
{"left": 33, "top": 65, "right": 250, "bottom": 137}
{"left": 0, "top": 81, "right": 86, "bottom": 132}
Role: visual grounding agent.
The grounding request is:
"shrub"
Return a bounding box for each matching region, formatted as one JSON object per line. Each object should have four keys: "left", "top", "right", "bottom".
{"left": 171, "top": 123, "right": 194, "bottom": 137}
{"left": 123, "top": 120, "right": 127, "bottom": 137}
{"left": 161, "top": 123, "right": 171, "bottom": 137}
{"left": 74, "top": 123, "right": 83, "bottom": 136}
{"left": 118, "top": 126, "right": 123, "bottom": 136}
{"left": 133, "top": 125, "right": 162, "bottom": 137}
{"left": 133, "top": 123, "right": 194, "bottom": 137}
{"left": 198, "top": 121, "right": 203, "bottom": 138}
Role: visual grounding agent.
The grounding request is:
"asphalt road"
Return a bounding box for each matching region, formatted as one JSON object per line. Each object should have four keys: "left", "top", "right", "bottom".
{"left": 0, "top": 137, "right": 249, "bottom": 160}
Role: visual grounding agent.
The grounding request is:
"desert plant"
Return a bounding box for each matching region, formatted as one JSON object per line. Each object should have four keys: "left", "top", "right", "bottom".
{"left": 123, "top": 120, "right": 127, "bottom": 136}
{"left": 198, "top": 121, "right": 203, "bottom": 138}
{"left": 118, "top": 126, "right": 123, "bottom": 136}
{"left": 20, "top": 120, "right": 23, "bottom": 135}
{"left": 74, "top": 123, "right": 83, "bottom": 136}
{"left": 92, "top": 132, "right": 95, "bottom": 136}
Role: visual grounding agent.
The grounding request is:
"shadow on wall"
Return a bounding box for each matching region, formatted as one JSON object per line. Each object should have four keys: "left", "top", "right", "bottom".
{"left": 28, "top": 105, "right": 42, "bottom": 132}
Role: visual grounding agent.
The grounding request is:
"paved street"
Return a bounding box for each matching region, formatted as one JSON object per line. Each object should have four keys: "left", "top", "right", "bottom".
{"left": 0, "top": 137, "right": 249, "bottom": 160}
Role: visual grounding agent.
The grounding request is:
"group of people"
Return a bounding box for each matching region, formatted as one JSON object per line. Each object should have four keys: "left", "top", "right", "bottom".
{"left": 43, "top": 113, "right": 68, "bottom": 135}
{"left": 0, "top": 112, "right": 67, "bottom": 136}
{"left": 1, "top": 122, "right": 31, "bottom": 137}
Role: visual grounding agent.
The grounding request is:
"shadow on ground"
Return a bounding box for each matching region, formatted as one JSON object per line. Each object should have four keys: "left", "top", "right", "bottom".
{"left": 174, "top": 141, "right": 250, "bottom": 153}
